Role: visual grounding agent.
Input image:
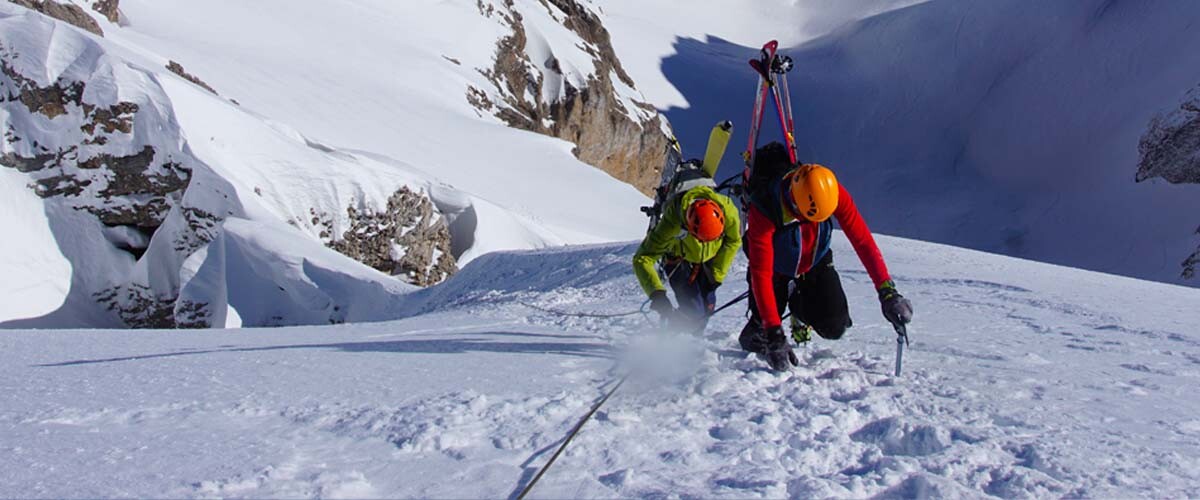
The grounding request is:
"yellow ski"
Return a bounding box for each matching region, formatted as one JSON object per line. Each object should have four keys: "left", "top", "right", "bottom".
{"left": 702, "top": 120, "right": 733, "bottom": 178}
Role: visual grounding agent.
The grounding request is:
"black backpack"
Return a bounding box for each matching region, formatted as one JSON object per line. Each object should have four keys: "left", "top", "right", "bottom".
{"left": 742, "top": 141, "right": 794, "bottom": 228}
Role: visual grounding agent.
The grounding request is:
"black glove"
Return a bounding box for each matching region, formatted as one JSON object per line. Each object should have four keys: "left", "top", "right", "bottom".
{"left": 763, "top": 325, "right": 799, "bottom": 371}
{"left": 649, "top": 290, "right": 674, "bottom": 318}
{"left": 878, "top": 280, "right": 913, "bottom": 327}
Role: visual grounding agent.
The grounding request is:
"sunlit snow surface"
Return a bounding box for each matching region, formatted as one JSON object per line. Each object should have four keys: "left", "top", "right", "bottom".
{"left": 3, "top": 235, "right": 1198, "bottom": 498}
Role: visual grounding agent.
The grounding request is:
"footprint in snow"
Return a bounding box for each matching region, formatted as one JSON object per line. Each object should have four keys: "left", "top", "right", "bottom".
{"left": 849, "top": 417, "right": 952, "bottom": 457}
{"left": 1119, "top": 363, "right": 1175, "bottom": 376}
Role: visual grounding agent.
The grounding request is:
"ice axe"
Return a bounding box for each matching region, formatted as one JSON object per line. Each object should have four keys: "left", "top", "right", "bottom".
{"left": 893, "top": 322, "right": 910, "bottom": 377}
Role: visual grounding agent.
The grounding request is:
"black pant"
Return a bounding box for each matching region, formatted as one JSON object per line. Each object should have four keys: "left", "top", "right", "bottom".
{"left": 743, "top": 252, "right": 852, "bottom": 345}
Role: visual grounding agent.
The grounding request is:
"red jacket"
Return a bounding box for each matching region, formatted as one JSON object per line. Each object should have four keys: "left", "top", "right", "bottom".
{"left": 746, "top": 184, "right": 890, "bottom": 329}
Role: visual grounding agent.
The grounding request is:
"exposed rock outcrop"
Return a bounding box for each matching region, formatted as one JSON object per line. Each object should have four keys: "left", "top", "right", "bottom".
{"left": 1136, "top": 85, "right": 1200, "bottom": 280}
{"left": 325, "top": 186, "right": 458, "bottom": 287}
{"left": 94, "top": 284, "right": 175, "bottom": 329}
{"left": 167, "top": 60, "right": 218, "bottom": 95}
{"left": 1137, "top": 87, "right": 1200, "bottom": 184}
{"left": 1184, "top": 227, "right": 1199, "bottom": 280}
{"left": 8, "top": 0, "right": 103, "bottom": 35}
{"left": 1, "top": 55, "right": 84, "bottom": 118}
{"left": 468, "top": 0, "right": 671, "bottom": 195}
{"left": 90, "top": 0, "right": 117, "bottom": 23}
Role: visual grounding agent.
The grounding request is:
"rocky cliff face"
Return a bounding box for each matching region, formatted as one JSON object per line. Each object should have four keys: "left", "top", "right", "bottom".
{"left": 468, "top": 0, "right": 671, "bottom": 195}
{"left": 1136, "top": 84, "right": 1200, "bottom": 280}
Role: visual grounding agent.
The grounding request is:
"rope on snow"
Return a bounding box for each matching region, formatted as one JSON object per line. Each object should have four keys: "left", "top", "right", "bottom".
{"left": 514, "top": 373, "right": 629, "bottom": 500}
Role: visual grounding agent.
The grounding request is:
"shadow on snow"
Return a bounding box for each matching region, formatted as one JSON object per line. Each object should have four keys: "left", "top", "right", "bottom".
{"left": 35, "top": 331, "right": 613, "bottom": 367}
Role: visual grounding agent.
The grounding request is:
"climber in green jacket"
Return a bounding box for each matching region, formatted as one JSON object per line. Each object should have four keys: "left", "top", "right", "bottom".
{"left": 633, "top": 185, "right": 741, "bottom": 328}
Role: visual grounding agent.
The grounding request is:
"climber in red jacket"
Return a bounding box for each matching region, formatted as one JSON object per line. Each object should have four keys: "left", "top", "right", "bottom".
{"left": 739, "top": 142, "right": 913, "bottom": 371}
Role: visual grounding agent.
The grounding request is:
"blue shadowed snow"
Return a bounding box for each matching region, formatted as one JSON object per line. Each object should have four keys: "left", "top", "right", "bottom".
{"left": 657, "top": 0, "right": 1200, "bottom": 287}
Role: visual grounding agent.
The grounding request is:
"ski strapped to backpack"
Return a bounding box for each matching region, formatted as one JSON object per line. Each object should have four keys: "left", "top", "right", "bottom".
{"left": 743, "top": 40, "right": 798, "bottom": 176}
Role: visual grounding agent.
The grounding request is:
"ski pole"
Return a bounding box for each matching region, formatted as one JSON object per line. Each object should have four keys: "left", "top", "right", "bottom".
{"left": 893, "top": 323, "right": 909, "bottom": 376}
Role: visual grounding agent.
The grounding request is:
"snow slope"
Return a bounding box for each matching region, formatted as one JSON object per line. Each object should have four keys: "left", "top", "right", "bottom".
{"left": 604, "top": 0, "right": 1200, "bottom": 287}
{"left": 3, "top": 235, "right": 1198, "bottom": 498}
{"left": 0, "top": 168, "right": 72, "bottom": 320}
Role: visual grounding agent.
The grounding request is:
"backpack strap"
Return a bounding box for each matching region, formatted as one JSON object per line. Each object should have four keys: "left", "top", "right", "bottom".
{"left": 672, "top": 174, "right": 716, "bottom": 196}
{"left": 746, "top": 175, "right": 786, "bottom": 228}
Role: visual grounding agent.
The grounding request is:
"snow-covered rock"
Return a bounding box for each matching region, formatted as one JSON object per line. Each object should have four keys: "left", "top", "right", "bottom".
{"left": 0, "top": 3, "right": 575, "bottom": 327}
{"left": 0, "top": 5, "right": 220, "bottom": 327}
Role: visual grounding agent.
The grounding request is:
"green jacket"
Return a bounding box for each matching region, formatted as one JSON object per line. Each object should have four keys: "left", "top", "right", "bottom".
{"left": 632, "top": 186, "right": 742, "bottom": 296}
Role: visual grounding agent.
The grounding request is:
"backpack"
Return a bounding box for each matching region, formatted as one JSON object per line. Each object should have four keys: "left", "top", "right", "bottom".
{"left": 641, "top": 140, "right": 716, "bottom": 232}
{"left": 741, "top": 141, "right": 794, "bottom": 228}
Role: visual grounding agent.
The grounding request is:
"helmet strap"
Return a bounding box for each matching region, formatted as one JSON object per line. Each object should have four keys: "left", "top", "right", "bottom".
{"left": 781, "top": 177, "right": 804, "bottom": 221}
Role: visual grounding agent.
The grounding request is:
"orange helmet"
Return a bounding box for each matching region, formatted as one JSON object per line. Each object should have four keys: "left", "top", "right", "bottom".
{"left": 685, "top": 198, "right": 725, "bottom": 242}
{"left": 785, "top": 164, "right": 839, "bottom": 222}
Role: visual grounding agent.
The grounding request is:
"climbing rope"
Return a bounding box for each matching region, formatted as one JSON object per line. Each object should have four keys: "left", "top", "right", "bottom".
{"left": 520, "top": 300, "right": 649, "bottom": 319}
{"left": 515, "top": 290, "right": 751, "bottom": 498}
{"left": 515, "top": 374, "right": 629, "bottom": 500}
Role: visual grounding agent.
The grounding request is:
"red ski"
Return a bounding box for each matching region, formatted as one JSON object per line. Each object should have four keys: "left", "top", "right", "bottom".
{"left": 743, "top": 39, "right": 798, "bottom": 170}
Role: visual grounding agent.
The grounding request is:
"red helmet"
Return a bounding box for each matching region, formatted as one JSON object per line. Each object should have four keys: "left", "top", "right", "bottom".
{"left": 686, "top": 198, "right": 725, "bottom": 242}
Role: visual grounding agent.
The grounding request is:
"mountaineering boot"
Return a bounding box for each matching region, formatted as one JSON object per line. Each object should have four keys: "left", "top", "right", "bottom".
{"left": 738, "top": 319, "right": 768, "bottom": 354}
{"left": 763, "top": 326, "right": 798, "bottom": 371}
{"left": 790, "top": 316, "right": 813, "bottom": 344}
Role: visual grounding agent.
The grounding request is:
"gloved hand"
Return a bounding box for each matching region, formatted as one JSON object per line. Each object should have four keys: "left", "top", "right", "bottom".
{"left": 878, "top": 280, "right": 913, "bottom": 327}
{"left": 764, "top": 325, "right": 799, "bottom": 371}
{"left": 649, "top": 290, "right": 674, "bottom": 318}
